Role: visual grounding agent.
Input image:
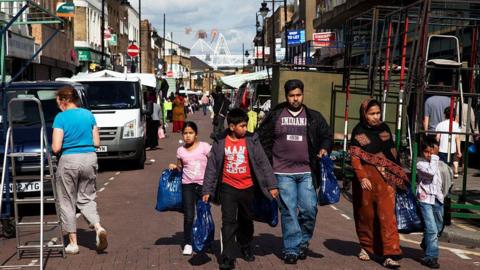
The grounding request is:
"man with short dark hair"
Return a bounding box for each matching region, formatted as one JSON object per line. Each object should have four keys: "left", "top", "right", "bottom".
{"left": 258, "top": 79, "right": 332, "bottom": 264}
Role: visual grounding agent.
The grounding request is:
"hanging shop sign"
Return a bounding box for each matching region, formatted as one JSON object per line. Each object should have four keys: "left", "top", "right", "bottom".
{"left": 287, "top": 30, "right": 305, "bottom": 45}
{"left": 313, "top": 32, "right": 336, "bottom": 47}
{"left": 56, "top": 2, "right": 75, "bottom": 18}
{"left": 109, "top": 34, "right": 118, "bottom": 46}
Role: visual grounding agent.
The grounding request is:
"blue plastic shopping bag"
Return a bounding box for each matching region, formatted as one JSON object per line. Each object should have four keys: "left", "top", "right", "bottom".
{"left": 192, "top": 201, "right": 215, "bottom": 252}
{"left": 395, "top": 187, "right": 423, "bottom": 234}
{"left": 318, "top": 156, "right": 341, "bottom": 205}
{"left": 252, "top": 193, "right": 279, "bottom": 227}
{"left": 155, "top": 169, "right": 183, "bottom": 212}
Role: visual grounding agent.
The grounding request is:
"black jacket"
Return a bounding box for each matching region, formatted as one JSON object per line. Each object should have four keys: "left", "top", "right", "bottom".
{"left": 202, "top": 131, "right": 278, "bottom": 204}
{"left": 257, "top": 102, "right": 333, "bottom": 189}
{"left": 212, "top": 93, "right": 230, "bottom": 116}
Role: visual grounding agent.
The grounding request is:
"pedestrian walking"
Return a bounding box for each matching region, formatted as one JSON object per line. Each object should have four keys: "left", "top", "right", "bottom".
{"left": 257, "top": 79, "right": 332, "bottom": 264}
{"left": 51, "top": 86, "right": 108, "bottom": 255}
{"left": 202, "top": 108, "right": 278, "bottom": 270}
{"left": 168, "top": 122, "right": 211, "bottom": 256}
{"left": 164, "top": 97, "right": 173, "bottom": 123}
{"left": 211, "top": 86, "right": 231, "bottom": 139}
{"left": 435, "top": 107, "right": 462, "bottom": 178}
{"left": 201, "top": 94, "right": 210, "bottom": 116}
{"left": 146, "top": 92, "right": 162, "bottom": 150}
{"left": 172, "top": 92, "right": 186, "bottom": 133}
{"left": 349, "top": 98, "right": 409, "bottom": 268}
{"left": 417, "top": 137, "right": 453, "bottom": 269}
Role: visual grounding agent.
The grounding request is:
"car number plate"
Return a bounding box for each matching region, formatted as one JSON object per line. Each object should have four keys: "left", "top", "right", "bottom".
{"left": 96, "top": 146, "right": 108, "bottom": 153}
{"left": 5, "top": 181, "right": 41, "bottom": 193}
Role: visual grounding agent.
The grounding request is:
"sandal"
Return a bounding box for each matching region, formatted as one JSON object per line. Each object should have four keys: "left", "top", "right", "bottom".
{"left": 383, "top": 258, "right": 400, "bottom": 269}
{"left": 358, "top": 249, "right": 370, "bottom": 261}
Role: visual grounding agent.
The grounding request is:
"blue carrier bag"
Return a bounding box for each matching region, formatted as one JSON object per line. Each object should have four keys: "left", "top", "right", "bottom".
{"left": 318, "top": 156, "right": 341, "bottom": 205}
{"left": 192, "top": 201, "right": 215, "bottom": 252}
{"left": 252, "top": 194, "right": 279, "bottom": 227}
{"left": 155, "top": 169, "right": 183, "bottom": 212}
{"left": 395, "top": 187, "right": 423, "bottom": 234}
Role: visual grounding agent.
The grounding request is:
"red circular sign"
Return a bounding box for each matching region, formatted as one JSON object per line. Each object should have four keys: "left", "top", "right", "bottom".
{"left": 166, "top": 70, "right": 174, "bottom": 77}
{"left": 127, "top": 44, "right": 140, "bottom": 57}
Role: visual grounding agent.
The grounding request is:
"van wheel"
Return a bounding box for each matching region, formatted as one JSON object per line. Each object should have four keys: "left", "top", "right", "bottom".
{"left": 135, "top": 149, "right": 146, "bottom": 170}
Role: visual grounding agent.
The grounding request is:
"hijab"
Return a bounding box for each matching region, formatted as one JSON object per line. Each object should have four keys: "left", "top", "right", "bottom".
{"left": 349, "top": 98, "right": 409, "bottom": 189}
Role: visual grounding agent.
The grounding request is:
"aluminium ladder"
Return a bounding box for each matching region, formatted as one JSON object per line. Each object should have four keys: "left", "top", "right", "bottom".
{"left": 0, "top": 97, "right": 65, "bottom": 269}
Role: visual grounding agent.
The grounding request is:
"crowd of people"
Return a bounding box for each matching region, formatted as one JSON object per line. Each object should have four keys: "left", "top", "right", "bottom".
{"left": 50, "top": 78, "right": 473, "bottom": 270}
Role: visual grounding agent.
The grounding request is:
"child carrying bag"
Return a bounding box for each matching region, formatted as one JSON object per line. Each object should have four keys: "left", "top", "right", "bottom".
{"left": 192, "top": 201, "right": 215, "bottom": 252}
{"left": 318, "top": 156, "right": 341, "bottom": 205}
{"left": 155, "top": 169, "right": 183, "bottom": 212}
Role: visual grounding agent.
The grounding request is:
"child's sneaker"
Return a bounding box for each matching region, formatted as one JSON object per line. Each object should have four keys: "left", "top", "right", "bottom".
{"left": 96, "top": 227, "right": 108, "bottom": 252}
{"left": 182, "top": 244, "right": 193, "bottom": 255}
{"left": 65, "top": 243, "right": 79, "bottom": 255}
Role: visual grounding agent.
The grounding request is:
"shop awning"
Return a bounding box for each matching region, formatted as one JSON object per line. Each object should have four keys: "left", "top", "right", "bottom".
{"left": 220, "top": 69, "right": 271, "bottom": 89}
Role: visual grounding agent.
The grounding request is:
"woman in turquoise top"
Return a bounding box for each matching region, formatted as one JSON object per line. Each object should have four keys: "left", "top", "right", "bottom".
{"left": 52, "top": 85, "right": 108, "bottom": 255}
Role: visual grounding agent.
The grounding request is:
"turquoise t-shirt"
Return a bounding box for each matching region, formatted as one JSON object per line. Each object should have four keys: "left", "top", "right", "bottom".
{"left": 52, "top": 108, "right": 97, "bottom": 155}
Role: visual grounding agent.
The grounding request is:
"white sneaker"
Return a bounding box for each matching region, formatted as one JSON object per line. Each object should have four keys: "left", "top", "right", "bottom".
{"left": 65, "top": 243, "right": 79, "bottom": 255}
{"left": 96, "top": 227, "right": 108, "bottom": 252}
{"left": 182, "top": 244, "right": 193, "bottom": 255}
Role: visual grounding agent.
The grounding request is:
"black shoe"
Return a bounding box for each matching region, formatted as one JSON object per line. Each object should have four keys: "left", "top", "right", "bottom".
{"left": 219, "top": 257, "right": 235, "bottom": 270}
{"left": 420, "top": 241, "right": 426, "bottom": 251}
{"left": 241, "top": 246, "right": 255, "bottom": 262}
{"left": 298, "top": 246, "right": 308, "bottom": 260}
{"left": 284, "top": 254, "right": 298, "bottom": 264}
{"left": 422, "top": 258, "right": 440, "bottom": 269}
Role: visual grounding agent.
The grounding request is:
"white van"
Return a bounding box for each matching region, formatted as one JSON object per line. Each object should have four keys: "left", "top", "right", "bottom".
{"left": 58, "top": 73, "right": 150, "bottom": 169}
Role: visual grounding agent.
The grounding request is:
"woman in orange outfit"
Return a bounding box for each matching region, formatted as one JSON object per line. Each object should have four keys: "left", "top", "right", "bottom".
{"left": 172, "top": 92, "right": 186, "bottom": 133}
{"left": 349, "top": 98, "right": 409, "bottom": 269}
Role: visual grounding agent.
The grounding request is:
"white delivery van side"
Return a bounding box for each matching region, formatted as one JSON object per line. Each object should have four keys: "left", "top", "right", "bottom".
{"left": 59, "top": 76, "right": 147, "bottom": 169}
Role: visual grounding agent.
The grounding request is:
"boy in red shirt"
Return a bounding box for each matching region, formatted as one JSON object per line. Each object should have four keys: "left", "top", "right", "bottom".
{"left": 202, "top": 108, "right": 278, "bottom": 270}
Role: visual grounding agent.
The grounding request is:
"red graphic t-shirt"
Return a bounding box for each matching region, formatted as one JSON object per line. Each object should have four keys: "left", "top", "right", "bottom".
{"left": 222, "top": 136, "right": 253, "bottom": 189}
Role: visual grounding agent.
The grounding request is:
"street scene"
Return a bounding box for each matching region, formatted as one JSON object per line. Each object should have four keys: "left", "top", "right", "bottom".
{"left": 1, "top": 0, "right": 480, "bottom": 269}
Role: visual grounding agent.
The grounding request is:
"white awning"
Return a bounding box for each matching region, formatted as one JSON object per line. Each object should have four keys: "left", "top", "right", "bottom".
{"left": 220, "top": 69, "right": 271, "bottom": 89}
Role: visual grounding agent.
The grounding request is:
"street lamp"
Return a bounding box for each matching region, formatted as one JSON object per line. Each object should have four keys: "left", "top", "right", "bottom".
{"left": 259, "top": 1, "right": 276, "bottom": 64}
{"left": 121, "top": 0, "right": 141, "bottom": 72}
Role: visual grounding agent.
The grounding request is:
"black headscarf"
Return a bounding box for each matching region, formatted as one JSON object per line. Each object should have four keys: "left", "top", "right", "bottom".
{"left": 349, "top": 98, "right": 408, "bottom": 189}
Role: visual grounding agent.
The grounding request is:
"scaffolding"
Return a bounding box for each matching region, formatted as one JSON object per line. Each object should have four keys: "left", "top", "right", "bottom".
{"left": 334, "top": 0, "right": 480, "bottom": 220}
{"left": 0, "top": 1, "right": 65, "bottom": 269}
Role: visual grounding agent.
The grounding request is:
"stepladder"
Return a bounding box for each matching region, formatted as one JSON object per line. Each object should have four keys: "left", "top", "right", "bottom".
{"left": 0, "top": 97, "right": 65, "bottom": 269}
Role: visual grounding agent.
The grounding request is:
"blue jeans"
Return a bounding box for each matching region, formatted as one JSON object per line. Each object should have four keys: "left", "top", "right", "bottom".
{"left": 419, "top": 200, "right": 444, "bottom": 259}
{"left": 276, "top": 173, "right": 318, "bottom": 255}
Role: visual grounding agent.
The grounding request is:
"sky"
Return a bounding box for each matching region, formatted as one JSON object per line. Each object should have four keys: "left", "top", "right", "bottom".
{"left": 129, "top": 0, "right": 263, "bottom": 55}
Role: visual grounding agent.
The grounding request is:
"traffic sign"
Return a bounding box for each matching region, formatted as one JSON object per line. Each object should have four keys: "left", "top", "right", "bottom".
{"left": 127, "top": 44, "right": 140, "bottom": 57}
{"left": 166, "top": 70, "right": 174, "bottom": 77}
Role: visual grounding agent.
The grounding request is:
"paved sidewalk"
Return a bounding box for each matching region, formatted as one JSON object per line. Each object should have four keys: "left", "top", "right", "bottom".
{"left": 1, "top": 112, "right": 479, "bottom": 269}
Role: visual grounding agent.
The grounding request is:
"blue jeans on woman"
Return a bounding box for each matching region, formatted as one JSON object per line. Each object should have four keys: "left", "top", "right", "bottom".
{"left": 276, "top": 173, "right": 318, "bottom": 256}
{"left": 419, "top": 200, "right": 444, "bottom": 259}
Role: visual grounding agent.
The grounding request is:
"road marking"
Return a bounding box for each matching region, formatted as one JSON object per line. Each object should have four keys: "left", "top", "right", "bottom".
{"left": 341, "top": 214, "right": 351, "bottom": 220}
{"left": 75, "top": 213, "right": 82, "bottom": 219}
{"left": 109, "top": 177, "right": 115, "bottom": 181}
{"left": 98, "top": 187, "right": 105, "bottom": 192}
{"left": 330, "top": 205, "right": 339, "bottom": 211}
{"left": 399, "top": 235, "right": 480, "bottom": 258}
{"left": 452, "top": 249, "right": 472, "bottom": 260}
{"left": 115, "top": 172, "right": 120, "bottom": 175}
{"left": 104, "top": 182, "right": 109, "bottom": 186}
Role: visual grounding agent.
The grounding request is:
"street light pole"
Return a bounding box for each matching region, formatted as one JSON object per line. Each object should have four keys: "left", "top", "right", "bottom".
{"left": 101, "top": 0, "right": 105, "bottom": 69}
{"left": 138, "top": 0, "right": 142, "bottom": 72}
{"left": 271, "top": 0, "right": 275, "bottom": 64}
{"left": 284, "top": 0, "right": 288, "bottom": 63}
{"left": 242, "top": 43, "right": 245, "bottom": 69}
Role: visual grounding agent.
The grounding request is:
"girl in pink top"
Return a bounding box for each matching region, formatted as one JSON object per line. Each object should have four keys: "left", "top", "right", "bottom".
{"left": 169, "top": 121, "right": 211, "bottom": 255}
